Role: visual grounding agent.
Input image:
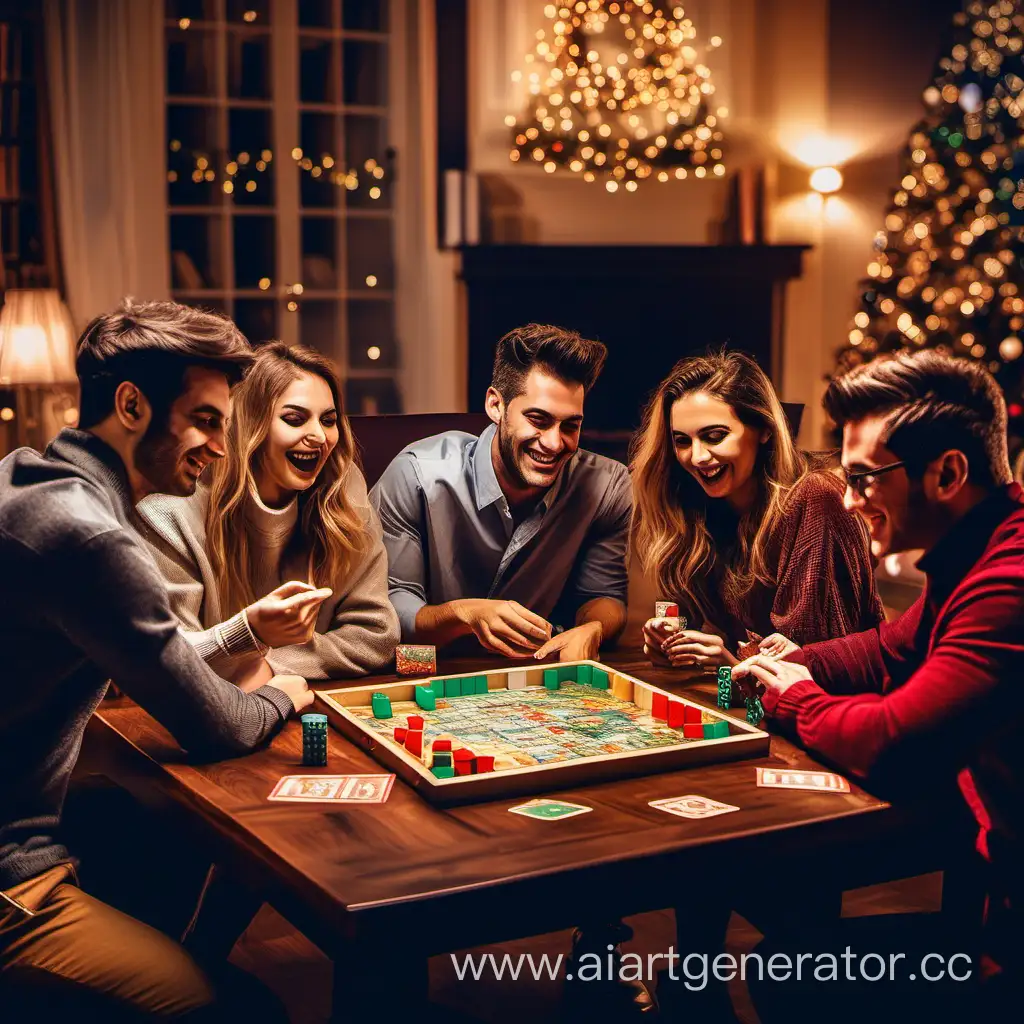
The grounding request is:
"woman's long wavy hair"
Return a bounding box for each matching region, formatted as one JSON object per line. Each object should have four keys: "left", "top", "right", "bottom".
{"left": 631, "top": 350, "right": 814, "bottom": 622}
{"left": 206, "top": 342, "right": 367, "bottom": 616}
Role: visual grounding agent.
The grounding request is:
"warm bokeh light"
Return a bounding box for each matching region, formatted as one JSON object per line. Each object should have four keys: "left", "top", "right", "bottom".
{"left": 809, "top": 166, "right": 843, "bottom": 194}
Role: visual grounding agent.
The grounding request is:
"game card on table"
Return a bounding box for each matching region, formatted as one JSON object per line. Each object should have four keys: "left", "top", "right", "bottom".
{"left": 756, "top": 767, "right": 851, "bottom": 793}
{"left": 649, "top": 794, "right": 740, "bottom": 819}
{"left": 507, "top": 798, "right": 593, "bottom": 821}
{"left": 268, "top": 774, "right": 395, "bottom": 803}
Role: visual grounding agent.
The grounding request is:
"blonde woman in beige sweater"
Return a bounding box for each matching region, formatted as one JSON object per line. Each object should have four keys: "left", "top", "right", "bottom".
{"left": 139, "top": 342, "right": 399, "bottom": 684}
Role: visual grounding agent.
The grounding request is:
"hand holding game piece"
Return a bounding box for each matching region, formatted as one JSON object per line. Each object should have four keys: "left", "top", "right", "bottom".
{"left": 731, "top": 654, "right": 814, "bottom": 699}
{"left": 267, "top": 673, "right": 315, "bottom": 712}
{"left": 757, "top": 632, "right": 802, "bottom": 660}
{"left": 246, "top": 581, "right": 334, "bottom": 647}
{"left": 533, "top": 621, "right": 603, "bottom": 662}
{"left": 641, "top": 617, "right": 682, "bottom": 665}
{"left": 455, "top": 598, "right": 553, "bottom": 658}
{"left": 662, "top": 629, "right": 737, "bottom": 669}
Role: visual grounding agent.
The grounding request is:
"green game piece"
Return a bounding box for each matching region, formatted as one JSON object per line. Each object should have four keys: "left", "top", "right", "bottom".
{"left": 716, "top": 666, "right": 732, "bottom": 709}
{"left": 557, "top": 664, "right": 578, "bottom": 683}
{"left": 707, "top": 720, "right": 730, "bottom": 739}
{"left": 301, "top": 713, "right": 329, "bottom": 767}
{"left": 460, "top": 676, "right": 480, "bottom": 696}
{"left": 543, "top": 668, "right": 560, "bottom": 689}
{"left": 591, "top": 667, "right": 610, "bottom": 689}
{"left": 432, "top": 751, "right": 452, "bottom": 767}
{"left": 431, "top": 766, "right": 456, "bottom": 779}
{"left": 745, "top": 695, "right": 765, "bottom": 727}
{"left": 444, "top": 678, "right": 462, "bottom": 698}
{"left": 415, "top": 685, "right": 436, "bottom": 711}
{"left": 575, "top": 663, "right": 593, "bottom": 686}
{"left": 371, "top": 692, "right": 392, "bottom": 719}
{"left": 474, "top": 676, "right": 489, "bottom": 694}
{"left": 427, "top": 680, "right": 444, "bottom": 695}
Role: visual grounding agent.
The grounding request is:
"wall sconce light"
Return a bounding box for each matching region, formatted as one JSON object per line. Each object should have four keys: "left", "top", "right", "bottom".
{"left": 809, "top": 166, "right": 843, "bottom": 194}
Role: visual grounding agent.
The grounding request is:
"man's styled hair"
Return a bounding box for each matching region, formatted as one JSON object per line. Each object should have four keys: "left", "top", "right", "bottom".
{"left": 491, "top": 323, "right": 607, "bottom": 402}
{"left": 823, "top": 351, "right": 1012, "bottom": 487}
{"left": 75, "top": 300, "right": 254, "bottom": 429}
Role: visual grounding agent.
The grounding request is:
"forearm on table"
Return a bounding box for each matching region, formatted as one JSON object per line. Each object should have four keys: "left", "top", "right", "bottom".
{"left": 410, "top": 599, "right": 476, "bottom": 647}
{"left": 575, "top": 596, "right": 627, "bottom": 646}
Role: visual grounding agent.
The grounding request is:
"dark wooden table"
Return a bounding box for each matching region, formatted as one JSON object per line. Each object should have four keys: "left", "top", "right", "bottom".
{"left": 84, "top": 648, "right": 970, "bottom": 1020}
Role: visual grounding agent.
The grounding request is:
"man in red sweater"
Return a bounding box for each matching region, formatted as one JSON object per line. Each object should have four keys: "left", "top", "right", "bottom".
{"left": 734, "top": 351, "right": 1023, "bottom": 998}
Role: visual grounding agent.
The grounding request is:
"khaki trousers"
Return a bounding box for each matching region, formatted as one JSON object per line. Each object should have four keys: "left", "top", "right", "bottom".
{"left": 0, "top": 862, "right": 217, "bottom": 1020}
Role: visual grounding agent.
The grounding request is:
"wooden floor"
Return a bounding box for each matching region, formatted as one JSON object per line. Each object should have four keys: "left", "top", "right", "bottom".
{"left": 230, "top": 874, "right": 943, "bottom": 1023}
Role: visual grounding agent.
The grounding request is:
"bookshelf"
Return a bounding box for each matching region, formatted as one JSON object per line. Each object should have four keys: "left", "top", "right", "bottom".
{"left": 165, "top": 0, "right": 401, "bottom": 413}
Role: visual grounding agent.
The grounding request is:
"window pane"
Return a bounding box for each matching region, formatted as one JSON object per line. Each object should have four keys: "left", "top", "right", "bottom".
{"left": 235, "top": 299, "right": 280, "bottom": 345}
{"left": 298, "top": 0, "right": 334, "bottom": 29}
{"left": 342, "top": 40, "right": 387, "bottom": 106}
{"left": 301, "top": 217, "right": 339, "bottom": 290}
{"left": 170, "top": 215, "right": 226, "bottom": 290}
{"left": 342, "top": 0, "right": 388, "bottom": 32}
{"left": 233, "top": 216, "right": 276, "bottom": 288}
{"left": 345, "top": 219, "right": 392, "bottom": 290}
{"left": 347, "top": 298, "right": 395, "bottom": 370}
{"left": 227, "top": 29, "right": 271, "bottom": 100}
{"left": 300, "top": 112, "right": 340, "bottom": 209}
{"left": 228, "top": 108, "right": 275, "bottom": 206}
{"left": 168, "top": 105, "right": 221, "bottom": 207}
{"left": 225, "top": 0, "right": 270, "bottom": 24}
{"left": 167, "top": 27, "right": 217, "bottom": 96}
{"left": 166, "top": 0, "right": 217, "bottom": 21}
{"left": 299, "top": 36, "right": 337, "bottom": 104}
{"left": 346, "top": 378, "right": 400, "bottom": 415}
{"left": 300, "top": 301, "right": 342, "bottom": 361}
{"left": 342, "top": 116, "right": 391, "bottom": 209}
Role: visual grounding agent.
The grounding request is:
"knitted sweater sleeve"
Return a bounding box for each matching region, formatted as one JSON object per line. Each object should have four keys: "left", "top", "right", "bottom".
{"left": 769, "top": 473, "right": 884, "bottom": 646}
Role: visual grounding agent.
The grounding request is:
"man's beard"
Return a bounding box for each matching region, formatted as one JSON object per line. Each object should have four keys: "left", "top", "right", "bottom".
{"left": 135, "top": 422, "right": 190, "bottom": 497}
{"left": 497, "top": 417, "right": 532, "bottom": 490}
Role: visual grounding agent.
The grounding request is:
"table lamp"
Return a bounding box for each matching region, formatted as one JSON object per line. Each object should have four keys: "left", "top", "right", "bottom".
{"left": 0, "top": 289, "right": 79, "bottom": 453}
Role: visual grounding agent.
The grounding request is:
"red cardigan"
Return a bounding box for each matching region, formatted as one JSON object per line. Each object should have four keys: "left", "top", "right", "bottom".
{"left": 767, "top": 484, "right": 1024, "bottom": 892}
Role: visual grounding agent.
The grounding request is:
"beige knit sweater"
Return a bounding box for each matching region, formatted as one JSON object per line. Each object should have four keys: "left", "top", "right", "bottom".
{"left": 137, "top": 466, "right": 399, "bottom": 682}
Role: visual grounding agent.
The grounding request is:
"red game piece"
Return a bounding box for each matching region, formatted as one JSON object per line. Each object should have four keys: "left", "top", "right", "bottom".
{"left": 407, "top": 714, "right": 424, "bottom": 730}
{"left": 667, "top": 701, "right": 685, "bottom": 728}
{"left": 474, "top": 755, "right": 495, "bottom": 773}
{"left": 455, "top": 762, "right": 473, "bottom": 776}
{"left": 452, "top": 747, "right": 474, "bottom": 762}
{"left": 405, "top": 730, "right": 423, "bottom": 757}
{"left": 652, "top": 693, "right": 669, "bottom": 721}
{"left": 684, "top": 705, "right": 702, "bottom": 724}
{"left": 683, "top": 723, "right": 704, "bottom": 739}
{"left": 433, "top": 739, "right": 452, "bottom": 752}
{"left": 394, "top": 727, "right": 408, "bottom": 743}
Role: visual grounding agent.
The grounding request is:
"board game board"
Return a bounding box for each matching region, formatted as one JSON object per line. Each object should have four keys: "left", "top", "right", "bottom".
{"left": 317, "top": 661, "right": 769, "bottom": 805}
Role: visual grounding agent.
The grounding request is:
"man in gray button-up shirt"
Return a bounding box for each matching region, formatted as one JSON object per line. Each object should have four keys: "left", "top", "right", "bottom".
{"left": 370, "top": 324, "right": 631, "bottom": 663}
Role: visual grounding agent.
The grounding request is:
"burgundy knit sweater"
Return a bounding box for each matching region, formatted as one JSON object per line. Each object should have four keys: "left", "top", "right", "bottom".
{"left": 767, "top": 484, "right": 1024, "bottom": 912}
{"left": 699, "top": 472, "right": 883, "bottom": 647}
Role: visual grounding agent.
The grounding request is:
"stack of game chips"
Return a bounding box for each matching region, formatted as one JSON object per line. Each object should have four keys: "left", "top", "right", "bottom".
{"left": 716, "top": 666, "right": 732, "bottom": 709}
{"left": 745, "top": 694, "right": 765, "bottom": 727}
{"left": 301, "top": 713, "right": 329, "bottom": 767}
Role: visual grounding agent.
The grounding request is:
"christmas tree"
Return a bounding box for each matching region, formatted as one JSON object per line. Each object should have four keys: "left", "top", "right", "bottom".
{"left": 507, "top": 1, "right": 726, "bottom": 192}
{"left": 835, "top": 0, "right": 1024, "bottom": 436}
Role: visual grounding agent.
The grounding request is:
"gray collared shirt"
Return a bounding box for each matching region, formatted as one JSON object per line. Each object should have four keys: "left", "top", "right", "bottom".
{"left": 369, "top": 424, "right": 631, "bottom": 640}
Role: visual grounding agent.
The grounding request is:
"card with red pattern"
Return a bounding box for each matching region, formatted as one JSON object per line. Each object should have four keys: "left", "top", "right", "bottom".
{"left": 756, "top": 767, "right": 850, "bottom": 793}
{"left": 268, "top": 774, "right": 395, "bottom": 803}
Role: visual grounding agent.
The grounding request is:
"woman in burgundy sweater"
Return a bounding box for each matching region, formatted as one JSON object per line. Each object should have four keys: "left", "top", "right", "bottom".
{"left": 632, "top": 350, "right": 882, "bottom": 668}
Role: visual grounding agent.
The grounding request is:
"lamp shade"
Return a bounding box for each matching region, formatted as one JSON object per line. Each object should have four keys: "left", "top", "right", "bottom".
{"left": 0, "top": 289, "right": 77, "bottom": 386}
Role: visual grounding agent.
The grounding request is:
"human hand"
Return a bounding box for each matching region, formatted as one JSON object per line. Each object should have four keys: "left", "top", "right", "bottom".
{"left": 533, "top": 621, "right": 603, "bottom": 662}
{"left": 662, "top": 629, "right": 738, "bottom": 669}
{"left": 455, "top": 599, "right": 552, "bottom": 658}
{"left": 235, "top": 657, "right": 274, "bottom": 693}
{"left": 642, "top": 616, "right": 682, "bottom": 665}
{"left": 246, "top": 581, "right": 333, "bottom": 648}
{"left": 730, "top": 655, "right": 814, "bottom": 701}
{"left": 267, "top": 673, "right": 315, "bottom": 713}
{"left": 758, "top": 633, "right": 802, "bottom": 659}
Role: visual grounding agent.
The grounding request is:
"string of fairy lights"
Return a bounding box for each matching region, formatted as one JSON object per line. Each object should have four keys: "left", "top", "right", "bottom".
{"left": 838, "top": 0, "right": 1024, "bottom": 420}
{"left": 507, "top": 1, "right": 726, "bottom": 190}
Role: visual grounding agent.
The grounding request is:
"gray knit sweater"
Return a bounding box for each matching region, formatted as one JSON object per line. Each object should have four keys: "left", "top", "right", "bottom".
{"left": 137, "top": 466, "right": 399, "bottom": 682}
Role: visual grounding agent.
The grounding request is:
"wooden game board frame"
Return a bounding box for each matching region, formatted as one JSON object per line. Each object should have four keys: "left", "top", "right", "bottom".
{"left": 316, "top": 661, "right": 769, "bottom": 806}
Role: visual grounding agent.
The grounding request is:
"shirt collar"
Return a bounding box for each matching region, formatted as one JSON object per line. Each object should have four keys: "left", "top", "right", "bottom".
{"left": 471, "top": 422, "right": 579, "bottom": 514}
{"left": 46, "top": 428, "right": 135, "bottom": 520}
{"left": 916, "top": 483, "right": 1022, "bottom": 592}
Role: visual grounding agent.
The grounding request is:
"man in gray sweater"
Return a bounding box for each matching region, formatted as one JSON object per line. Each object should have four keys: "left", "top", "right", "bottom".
{"left": 0, "top": 300, "right": 311, "bottom": 1020}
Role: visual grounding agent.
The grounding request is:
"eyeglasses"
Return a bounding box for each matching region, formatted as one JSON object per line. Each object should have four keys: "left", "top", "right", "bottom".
{"left": 842, "top": 460, "right": 906, "bottom": 497}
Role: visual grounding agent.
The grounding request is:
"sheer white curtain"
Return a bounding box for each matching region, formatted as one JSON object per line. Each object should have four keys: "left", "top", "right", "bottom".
{"left": 44, "top": 0, "right": 169, "bottom": 328}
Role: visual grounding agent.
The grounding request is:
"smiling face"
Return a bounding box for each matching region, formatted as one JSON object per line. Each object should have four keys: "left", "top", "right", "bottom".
{"left": 841, "top": 413, "right": 920, "bottom": 558}
{"left": 486, "top": 367, "right": 584, "bottom": 498}
{"left": 253, "top": 370, "right": 339, "bottom": 508}
{"left": 669, "top": 391, "right": 767, "bottom": 511}
{"left": 135, "top": 365, "right": 230, "bottom": 497}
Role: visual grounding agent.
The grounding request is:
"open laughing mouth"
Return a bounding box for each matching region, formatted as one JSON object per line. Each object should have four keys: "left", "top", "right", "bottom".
{"left": 524, "top": 447, "right": 560, "bottom": 470}
{"left": 184, "top": 455, "right": 206, "bottom": 478}
{"left": 286, "top": 450, "right": 321, "bottom": 473}
{"left": 694, "top": 464, "right": 727, "bottom": 484}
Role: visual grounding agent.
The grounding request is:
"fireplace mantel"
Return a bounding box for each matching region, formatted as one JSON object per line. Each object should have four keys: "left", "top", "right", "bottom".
{"left": 459, "top": 244, "right": 809, "bottom": 436}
